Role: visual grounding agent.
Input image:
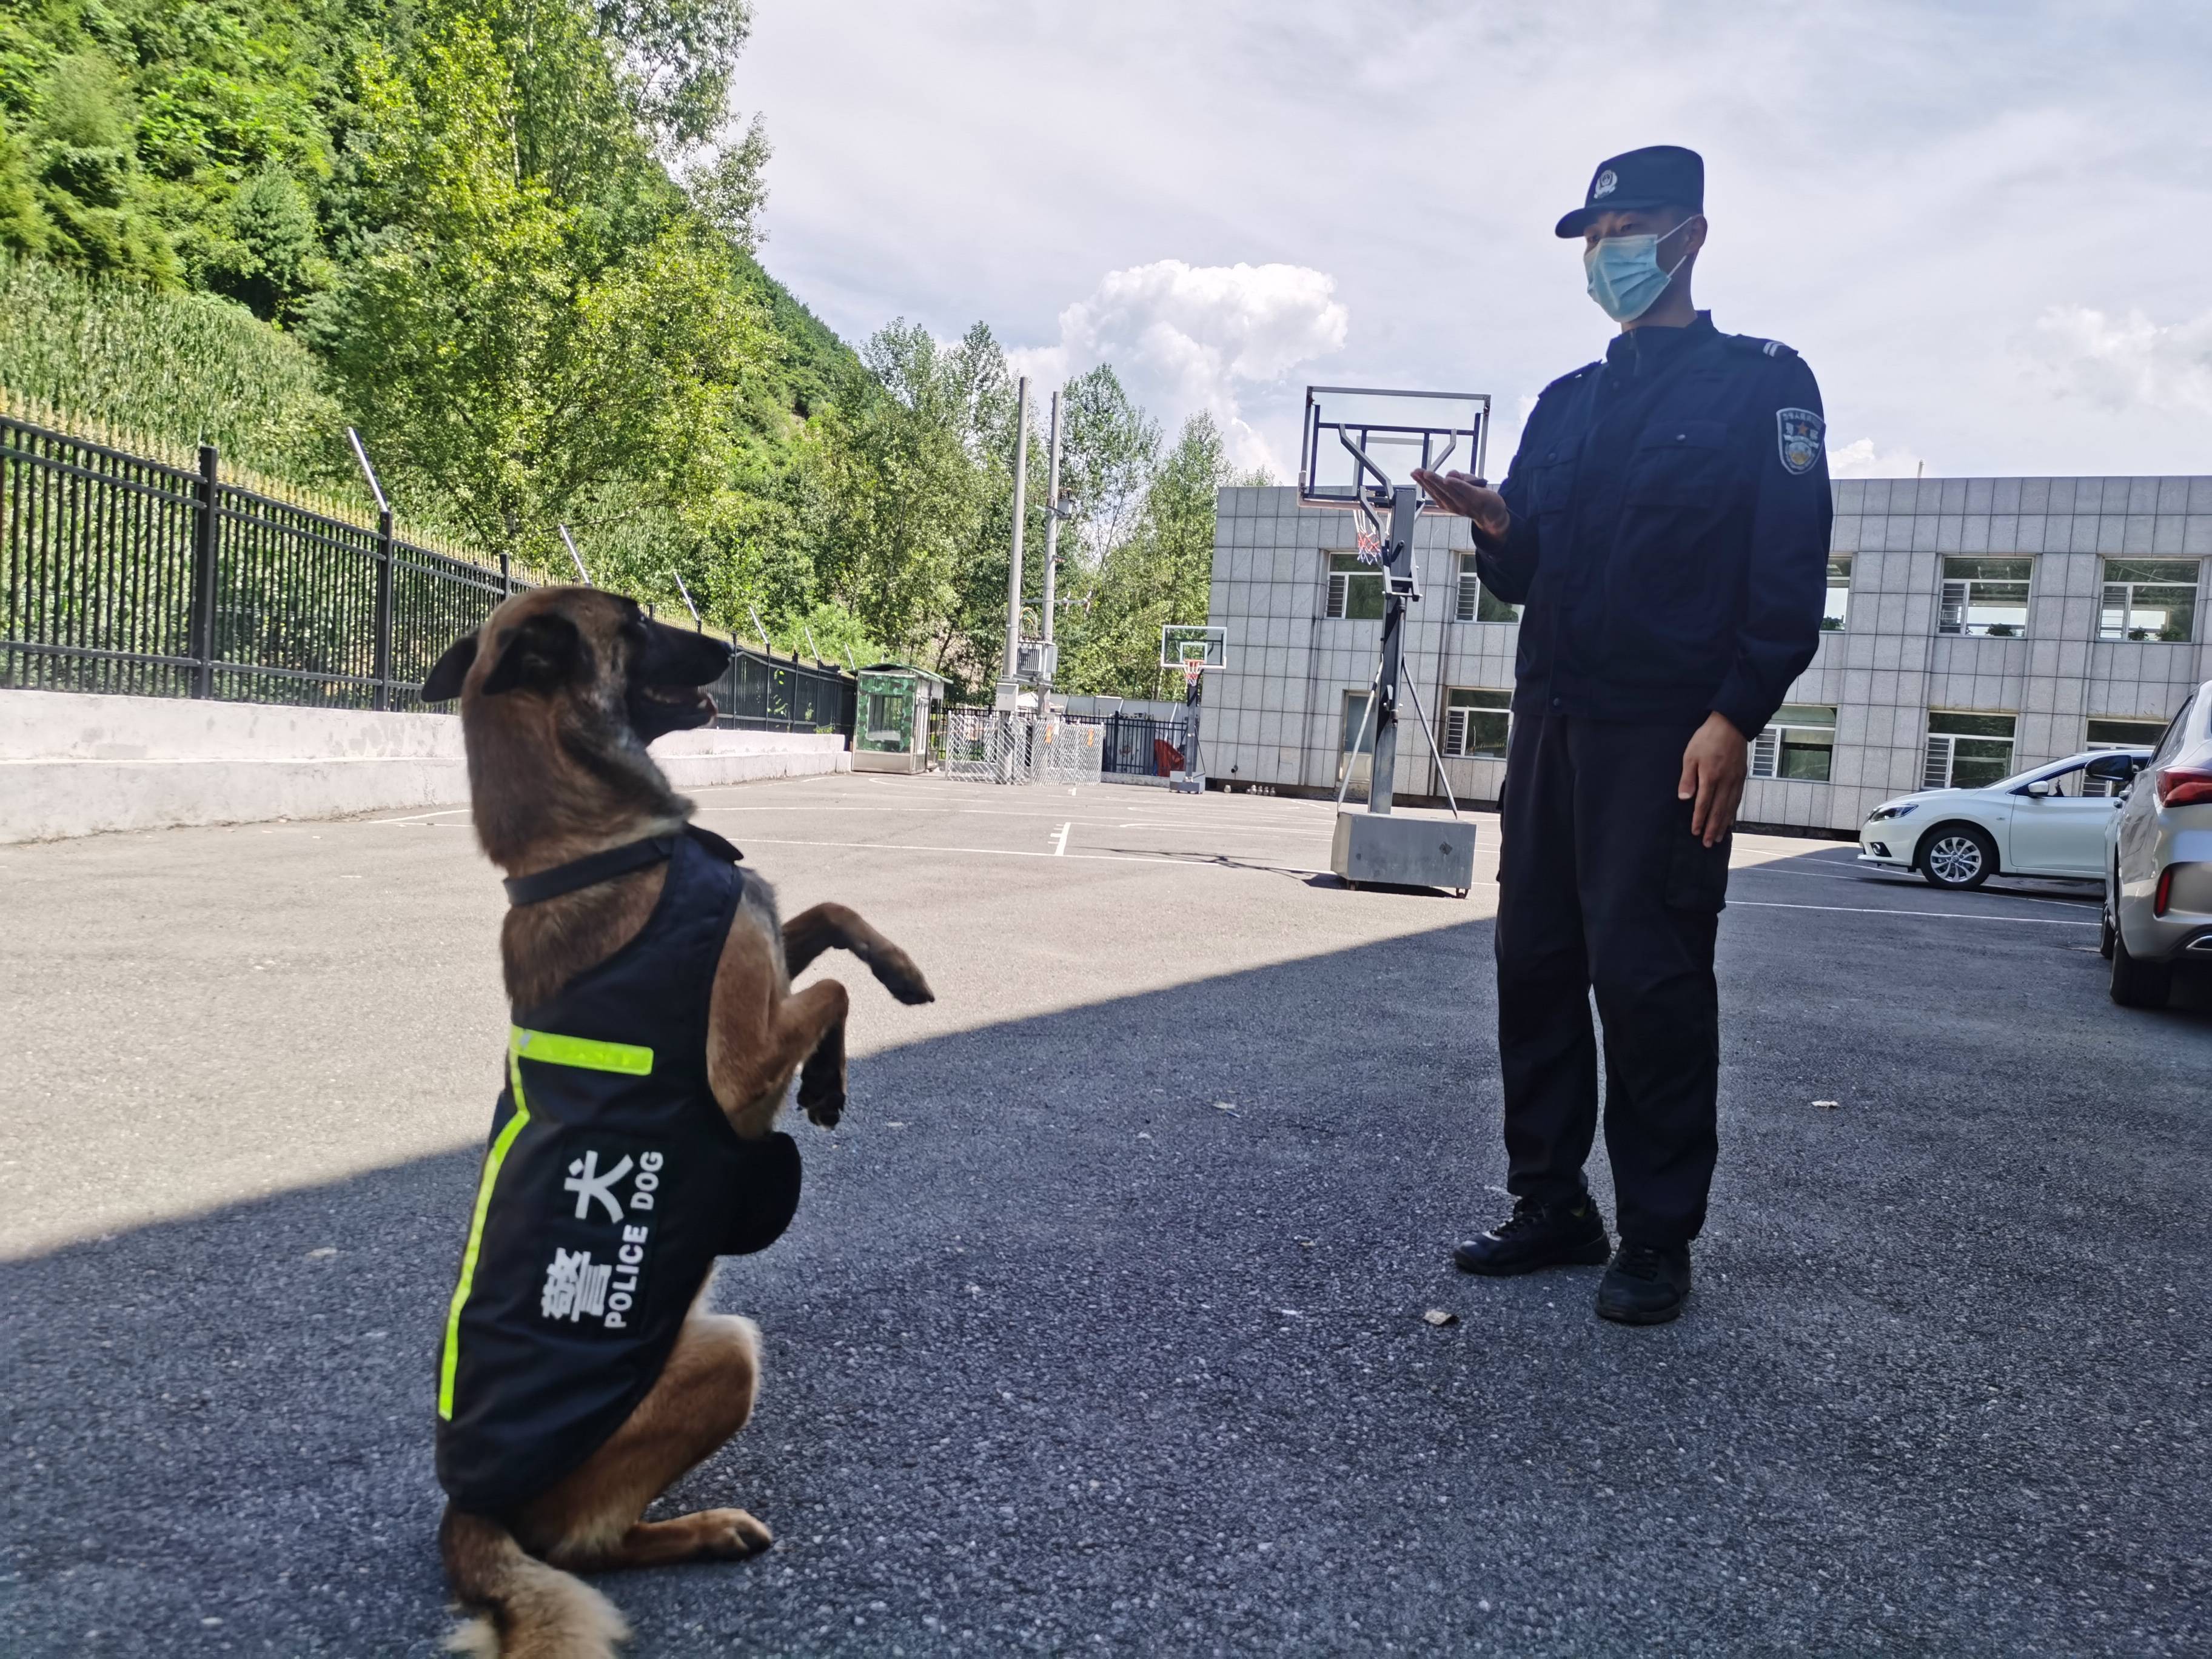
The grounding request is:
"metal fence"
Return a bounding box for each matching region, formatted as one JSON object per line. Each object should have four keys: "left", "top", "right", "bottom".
{"left": 1101, "top": 712, "right": 1188, "bottom": 778}
{"left": 936, "top": 708, "right": 1103, "bottom": 786}
{"left": 0, "top": 409, "right": 854, "bottom": 735}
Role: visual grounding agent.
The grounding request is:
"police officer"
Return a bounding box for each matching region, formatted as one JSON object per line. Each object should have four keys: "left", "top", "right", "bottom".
{"left": 1413, "top": 145, "right": 1830, "bottom": 1325}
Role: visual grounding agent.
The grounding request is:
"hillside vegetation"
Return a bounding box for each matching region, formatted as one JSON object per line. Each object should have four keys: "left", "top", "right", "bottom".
{"left": 0, "top": 0, "right": 1238, "bottom": 694}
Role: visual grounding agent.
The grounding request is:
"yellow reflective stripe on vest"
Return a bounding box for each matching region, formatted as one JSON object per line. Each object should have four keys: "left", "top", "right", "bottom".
{"left": 438, "top": 1045, "right": 532, "bottom": 1421}
{"left": 436, "top": 1028, "right": 656, "bottom": 1420}
{"left": 508, "top": 1026, "right": 655, "bottom": 1076}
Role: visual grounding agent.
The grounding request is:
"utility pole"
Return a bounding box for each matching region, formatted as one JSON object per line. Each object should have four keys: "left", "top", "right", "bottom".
{"left": 1003, "top": 377, "right": 1030, "bottom": 679}
{"left": 1039, "top": 389, "right": 1063, "bottom": 699}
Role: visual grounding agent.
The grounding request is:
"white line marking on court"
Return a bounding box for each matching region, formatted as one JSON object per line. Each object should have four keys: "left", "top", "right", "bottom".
{"left": 1729, "top": 899, "right": 2096, "bottom": 927}
{"left": 1735, "top": 860, "right": 2097, "bottom": 910}
{"left": 369, "top": 806, "right": 472, "bottom": 825}
{"left": 732, "top": 835, "right": 1328, "bottom": 876}
{"left": 1053, "top": 823, "right": 1070, "bottom": 856}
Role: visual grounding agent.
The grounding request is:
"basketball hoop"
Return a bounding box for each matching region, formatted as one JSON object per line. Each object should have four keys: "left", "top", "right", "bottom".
{"left": 1180, "top": 644, "right": 1207, "bottom": 690}
{"left": 1353, "top": 520, "right": 1384, "bottom": 563}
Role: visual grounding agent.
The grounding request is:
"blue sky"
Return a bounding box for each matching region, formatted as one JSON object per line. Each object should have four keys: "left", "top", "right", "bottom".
{"left": 731, "top": 1, "right": 2212, "bottom": 481}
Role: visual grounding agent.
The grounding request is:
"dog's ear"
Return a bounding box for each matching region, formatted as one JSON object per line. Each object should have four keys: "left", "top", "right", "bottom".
{"left": 480, "top": 612, "right": 586, "bottom": 697}
{"left": 420, "top": 632, "right": 478, "bottom": 702}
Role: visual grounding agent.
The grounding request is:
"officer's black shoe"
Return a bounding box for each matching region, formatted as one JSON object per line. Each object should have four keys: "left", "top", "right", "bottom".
{"left": 1595, "top": 1242, "right": 1692, "bottom": 1325}
{"left": 1452, "top": 1193, "right": 1612, "bottom": 1276}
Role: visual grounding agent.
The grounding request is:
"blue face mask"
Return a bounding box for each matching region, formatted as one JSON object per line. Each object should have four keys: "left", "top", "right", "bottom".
{"left": 1583, "top": 218, "right": 1699, "bottom": 323}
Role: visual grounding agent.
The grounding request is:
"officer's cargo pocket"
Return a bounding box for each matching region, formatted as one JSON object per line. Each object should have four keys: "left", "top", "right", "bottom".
{"left": 1664, "top": 823, "right": 1732, "bottom": 914}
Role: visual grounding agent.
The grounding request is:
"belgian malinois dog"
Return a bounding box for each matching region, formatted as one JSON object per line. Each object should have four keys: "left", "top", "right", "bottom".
{"left": 420, "top": 587, "right": 933, "bottom": 1657}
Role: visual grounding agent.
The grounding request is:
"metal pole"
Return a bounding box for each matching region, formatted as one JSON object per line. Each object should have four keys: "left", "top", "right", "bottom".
{"left": 346, "top": 427, "right": 389, "bottom": 515}
{"left": 745, "top": 604, "right": 772, "bottom": 654}
{"left": 372, "top": 504, "right": 394, "bottom": 711}
{"left": 558, "top": 525, "right": 591, "bottom": 585}
{"left": 803, "top": 621, "right": 823, "bottom": 662}
{"left": 1004, "top": 377, "right": 1029, "bottom": 677}
{"left": 1366, "top": 483, "right": 1421, "bottom": 815}
{"left": 188, "top": 443, "right": 220, "bottom": 699}
{"left": 1041, "top": 390, "right": 1062, "bottom": 651}
{"left": 669, "top": 568, "right": 702, "bottom": 627}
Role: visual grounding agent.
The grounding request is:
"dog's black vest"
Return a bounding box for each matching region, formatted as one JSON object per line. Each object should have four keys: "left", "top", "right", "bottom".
{"left": 435, "top": 827, "right": 800, "bottom": 1513}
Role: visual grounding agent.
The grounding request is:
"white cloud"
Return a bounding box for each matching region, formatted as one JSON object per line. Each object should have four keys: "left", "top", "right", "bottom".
{"left": 2028, "top": 304, "right": 2212, "bottom": 415}
{"left": 1830, "top": 437, "right": 1925, "bottom": 479}
{"left": 739, "top": 1, "right": 2212, "bottom": 477}
{"left": 1008, "top": 260, "right": 1349, "bottom": 477}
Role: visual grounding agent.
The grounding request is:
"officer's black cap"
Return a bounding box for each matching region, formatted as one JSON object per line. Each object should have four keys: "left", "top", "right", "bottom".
{"left": 1554, "top": 145, "right": 1704, "bottom": 238}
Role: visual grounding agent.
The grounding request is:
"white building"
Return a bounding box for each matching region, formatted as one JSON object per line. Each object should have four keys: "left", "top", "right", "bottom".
{"left": 1202, "top": 477, "right": 2211, "bottom": 834}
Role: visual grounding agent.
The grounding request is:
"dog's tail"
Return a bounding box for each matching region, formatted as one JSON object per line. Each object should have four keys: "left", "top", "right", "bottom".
{"left": 440, "top": 1506, "right": 628, "bottom": 1659}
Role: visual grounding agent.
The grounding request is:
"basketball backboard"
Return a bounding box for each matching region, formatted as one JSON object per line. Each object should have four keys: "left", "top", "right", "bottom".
{"left": 1159, "top": 623, "right": 1228, "bottom": 671}
{"left": 1299, "top": 386, "right": 1490, "bottom": 512}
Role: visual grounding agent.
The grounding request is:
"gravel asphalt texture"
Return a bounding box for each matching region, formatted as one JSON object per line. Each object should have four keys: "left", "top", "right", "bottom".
{"left": 3, "top": 773, "right": 2208, "bottom": 1656}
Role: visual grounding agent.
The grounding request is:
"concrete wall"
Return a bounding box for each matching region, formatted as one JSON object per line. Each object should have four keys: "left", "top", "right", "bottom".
{"left": 0, "top": 689, "right": 849, "bottom": 843}
{"left": 1204, "top": 481, "right": 2212, "bottom": 833}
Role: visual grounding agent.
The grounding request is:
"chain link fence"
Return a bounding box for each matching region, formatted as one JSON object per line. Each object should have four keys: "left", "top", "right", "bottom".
{"left": 936, "top": 709, "right": 1102, "bottom": 786}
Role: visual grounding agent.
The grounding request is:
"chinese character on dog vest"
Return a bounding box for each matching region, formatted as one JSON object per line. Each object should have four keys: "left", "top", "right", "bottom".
{"left": 564, "top": 1150, "right": 632, "bottom": 1221}
{"left": 540, "top": 1247, "right": 612, "bottom": 1321}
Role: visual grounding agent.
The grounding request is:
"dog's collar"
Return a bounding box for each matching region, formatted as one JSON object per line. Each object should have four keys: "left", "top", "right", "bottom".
{"left": 503, "top": 823, "right": 742, "bottom": 906}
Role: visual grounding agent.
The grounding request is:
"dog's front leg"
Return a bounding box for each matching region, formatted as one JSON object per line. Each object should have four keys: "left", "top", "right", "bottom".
{"left": 796, "top": 1013, "right": 846, "bottom": 1128}
{"left": 782, "top": 902, "right": 935, "bottom": 1005}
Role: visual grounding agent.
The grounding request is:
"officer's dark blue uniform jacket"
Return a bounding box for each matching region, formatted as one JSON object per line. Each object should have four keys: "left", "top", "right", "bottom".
{"left": 1473, "top": 311, "right": 1832, "bottom": 739}
{"left": 435, "top": 828, "right": 800, "bottom": 1513}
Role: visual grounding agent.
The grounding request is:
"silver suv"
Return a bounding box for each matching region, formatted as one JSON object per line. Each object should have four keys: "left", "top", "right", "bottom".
{"left": 2103, "top": 679, "right": 2212, "bottom": 1008}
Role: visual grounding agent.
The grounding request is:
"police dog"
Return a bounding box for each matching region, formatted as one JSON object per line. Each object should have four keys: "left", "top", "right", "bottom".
{"left": 420, "top": 588, "right": 933, "bottom": 1658}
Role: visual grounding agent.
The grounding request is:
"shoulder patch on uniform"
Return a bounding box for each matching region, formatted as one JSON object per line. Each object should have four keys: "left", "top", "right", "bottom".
{"left": 1776, "top": 407, "right": 1823, "bottom": 475}
{"left": 1728, "top": 334, "right": 1798, "bottom": 360}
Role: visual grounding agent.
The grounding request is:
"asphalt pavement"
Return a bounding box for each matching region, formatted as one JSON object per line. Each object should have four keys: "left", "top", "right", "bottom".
{"left": 2, "top": 774, "right": 2207, "bottom": 1655}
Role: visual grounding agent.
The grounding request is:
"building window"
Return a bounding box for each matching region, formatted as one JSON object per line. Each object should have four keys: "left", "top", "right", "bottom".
{"left": 1341, "top": 690, "right": 1376, "bottom": 756}
{"left": 1823, "top": 556, "right": 1852, "bottom": 631}
{"left": 1453, "top": 554, "right": 1520, "bottom": 623}
{"left": 1326, "top": 553, "right": 1384, "bottom": 620}
{"left": 1750, "top": 703, "right": 1838, "bottom": 781}
{"left": 1938, "top": 557, "right": 2032, "bottom": 637}
{"left": 1923, "top": 710, "right": 2017, "bottom": 790}
{"left": 2099, "top": 558, "right": 2199, "bottom": 642}
{"left": 2085, "top": 716, "right": 2168, "bottom": 751}
{"left": 1440, "top": 688, "right": 1512, "bottom": 758}
{"left": 2082, "top": 717, "right": 2166, "bottom": 795}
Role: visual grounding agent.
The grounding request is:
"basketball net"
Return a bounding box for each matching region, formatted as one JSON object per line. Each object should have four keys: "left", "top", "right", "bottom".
{"left": 1353, "top": 520, "right": 1384, "bottom": 564}
{"left": 1181, "top": 646, "right": 1206, "bottom": 689}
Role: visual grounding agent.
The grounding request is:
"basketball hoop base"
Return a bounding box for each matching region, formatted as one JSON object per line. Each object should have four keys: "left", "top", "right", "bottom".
{"left": 1330, "top": 811, "right": 1475, "bottom": 897}
{"left": 1169, "top": 771, "right": 1206, "bottom": 794}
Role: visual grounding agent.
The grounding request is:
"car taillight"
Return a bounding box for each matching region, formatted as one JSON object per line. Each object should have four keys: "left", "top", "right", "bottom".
{"left": 2156, "top": 766, "right": 2212, "bottom": 807}
{"left": 2156, "top": 866, "right": 2175, "bottom": 917}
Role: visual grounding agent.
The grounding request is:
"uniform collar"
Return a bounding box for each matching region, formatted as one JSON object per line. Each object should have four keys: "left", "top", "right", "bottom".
{"left": 1604, "top": 310, "right": 1717, "bottom": 375}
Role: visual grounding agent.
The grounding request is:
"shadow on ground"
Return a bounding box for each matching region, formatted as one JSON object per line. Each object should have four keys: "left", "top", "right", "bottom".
{"left": 4, "top": 896, "right": 2208, "bottom": 1655}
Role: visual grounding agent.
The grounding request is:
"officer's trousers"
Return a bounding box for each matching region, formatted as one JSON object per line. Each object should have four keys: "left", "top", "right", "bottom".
{"left": 1493, "top": 712, "right": 1732, "bottom": 1247}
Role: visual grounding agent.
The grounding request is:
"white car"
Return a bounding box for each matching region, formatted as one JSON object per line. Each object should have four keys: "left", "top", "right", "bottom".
{"left": 2103, "top": 681, "right": 2212, "bottom": 1008}
{"left": 1858, "top": 748, "right": 2153, "bottom": 891}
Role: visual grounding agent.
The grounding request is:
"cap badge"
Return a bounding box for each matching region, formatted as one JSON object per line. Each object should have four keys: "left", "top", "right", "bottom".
{"left": 1592, "top": 169, "right": 1618, "bottom": 199}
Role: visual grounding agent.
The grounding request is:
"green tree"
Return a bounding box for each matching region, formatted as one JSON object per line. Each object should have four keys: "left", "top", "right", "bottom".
{"left": 316, "top": 6, "right": 770, "bottom": 568}
{"left": 1061, "top": 412, "right": 1247, "bottom": 699}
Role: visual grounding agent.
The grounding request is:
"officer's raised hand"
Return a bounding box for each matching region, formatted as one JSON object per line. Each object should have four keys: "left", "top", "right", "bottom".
{"left": 1411, "top": 468, "right": 1508, "bottom": 541}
